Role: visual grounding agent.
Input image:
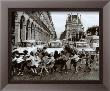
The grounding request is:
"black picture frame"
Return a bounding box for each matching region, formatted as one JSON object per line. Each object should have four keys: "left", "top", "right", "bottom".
{"left": 8, "top": 8, "right": 103, "bottom": 84}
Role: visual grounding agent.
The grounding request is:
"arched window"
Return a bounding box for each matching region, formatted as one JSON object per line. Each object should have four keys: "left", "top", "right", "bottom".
{"left": 26, "top": 19, "right": 30, "bottom": 40}
{"left": 34, "top": 25, "right": 36, "bottom": 39}
{"left": 20, "top": 15, "right": 25, "bottom": 29}
{"left": 31, "top": 22, "right": 34, "bottom": 39}
{"left": 20, "top": 15, "right": 25, "bottom": 41}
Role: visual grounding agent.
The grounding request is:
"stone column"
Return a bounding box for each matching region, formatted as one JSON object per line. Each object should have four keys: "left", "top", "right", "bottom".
{"left": 31, "top": 26, "right": 35, "bottom": 40}
{"left": 36, "top": 28, "right": 39, "bottom": 41}
{"left": 15, "top": 17, "right": 20, "bottom": 45}
{"left": 37, "top": 31, "right": 39, "bottom": 41}
{"left": 28, "top": 26, "right": 31, "bottom": 40}
{"left": 34, "top": 27, "right": 37, "bottom": 40}
{"left": 35, "top": 31, "right": 37, "bottom": 41}
{"left": 21, "top": 22, "right": 26, "bottom": 42}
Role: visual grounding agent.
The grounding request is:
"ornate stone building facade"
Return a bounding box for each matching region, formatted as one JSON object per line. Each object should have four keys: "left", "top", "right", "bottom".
{"left": 11, "top": 11, "right": 55, "bottom": 46}
{"left": 65, "top": 13, "right": 84, "bottom": 44}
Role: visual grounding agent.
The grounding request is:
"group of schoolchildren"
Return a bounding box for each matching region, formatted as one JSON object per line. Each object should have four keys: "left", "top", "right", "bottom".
{"left": 11, "top": 45, "right": 98, "bottom": 76}
{"left": 12, "top": 47, "right": 55, "bottom": 76}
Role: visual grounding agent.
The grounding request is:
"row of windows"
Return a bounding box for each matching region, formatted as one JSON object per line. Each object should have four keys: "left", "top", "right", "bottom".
{"left": 12, "top": 12, "right": 51, "bottom": 43}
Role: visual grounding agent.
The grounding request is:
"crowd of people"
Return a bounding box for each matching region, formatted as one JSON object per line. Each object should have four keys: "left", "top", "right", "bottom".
{"left": 11, "top": 44, "right": 99, "bottom": 77}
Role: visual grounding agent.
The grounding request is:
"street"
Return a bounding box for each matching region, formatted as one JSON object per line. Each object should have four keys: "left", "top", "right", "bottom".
{"left": 12, "top": 61, "right": 99, "bottom": 80}
{"left": 10, "top": 11, "right": 100, "bottom": 81}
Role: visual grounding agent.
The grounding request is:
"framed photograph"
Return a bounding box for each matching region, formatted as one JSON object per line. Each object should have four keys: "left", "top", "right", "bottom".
{"left": 8, "top": 8, "right": 103, "bottom": 84}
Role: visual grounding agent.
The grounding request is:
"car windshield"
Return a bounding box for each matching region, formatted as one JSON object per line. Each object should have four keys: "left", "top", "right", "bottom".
{"left": 48, "top": 42, "right": 62, "bottom": 48}
{"left": 92, "top": 39, "right": 99, "bottom": 43}
{"left": 76, "top": 43, "right": 90, "bottom": 48}
{"left": 18, "top": 42, "right": 32, "bottom": 47}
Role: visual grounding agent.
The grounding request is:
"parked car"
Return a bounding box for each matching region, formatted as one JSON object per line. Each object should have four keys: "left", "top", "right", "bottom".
{"left": 35, "top": 41, "right": 47, "bottom": 49}
{"left": 12, "top": 40, "right": 37, "bottom": 55}
{"left": 74, "top": 41, "right": 95, "bottom": 54}
{"left": 46, "top": 40, "right": 63, "bottom": 54}
{"left": 86, "top": 35, "right": 99, "bottom": 53}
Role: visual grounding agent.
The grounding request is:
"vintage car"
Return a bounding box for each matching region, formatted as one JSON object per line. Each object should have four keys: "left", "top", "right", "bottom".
{"left": 46, "top": 40, "right": 63, "bottom": 54}
{"left": 35, "top": 41, "right": 47, "bottom": 49}
{"left": 74, "top": 41, "right": 95, "bottom": 54}
{"left": 12, "top": 40, "right": 37, "bottom": 55}
{"left": 86, "top": 35, "right": 99, "bottom": 53}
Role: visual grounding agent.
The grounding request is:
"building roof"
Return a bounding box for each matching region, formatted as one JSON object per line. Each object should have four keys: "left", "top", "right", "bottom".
{"left": 67, "top": 14, "right": 82, "bottom": 24}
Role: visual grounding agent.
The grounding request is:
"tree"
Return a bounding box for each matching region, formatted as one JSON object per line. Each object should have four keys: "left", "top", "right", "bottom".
{"left": 60, "top": 30, "right": 66, "bottom": 40}
{"left": 86, "top": 26, "right": 99, "bottom": 36}
{"left": 54, "top": 32, "right": 57, "bottom": 40}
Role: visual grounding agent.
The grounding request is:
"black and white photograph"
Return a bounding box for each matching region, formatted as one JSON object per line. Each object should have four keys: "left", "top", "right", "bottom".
{"left": 8, "top": 9, "right": 101, "bottom": 82}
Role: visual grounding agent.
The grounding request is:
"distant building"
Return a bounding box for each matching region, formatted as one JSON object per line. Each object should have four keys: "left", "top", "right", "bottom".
{"left": 11, "top": 11, "right": 56, "bottom": 46}
{"left": 65, "top": 13, "right": 84, "bottom": 44}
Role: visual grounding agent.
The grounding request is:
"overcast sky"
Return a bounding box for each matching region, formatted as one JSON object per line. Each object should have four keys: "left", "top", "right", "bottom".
{"left": 50, "top": 11, "right": 99, "bottom": 38}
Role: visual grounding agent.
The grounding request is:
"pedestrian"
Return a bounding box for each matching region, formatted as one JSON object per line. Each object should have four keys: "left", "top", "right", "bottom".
{"left": 53, "top": 51, "right": 60, "bottom": 72}
{"left": 39, "top": 52, "right": 49, "bottom": 76}
{"left": 42, "top": 47, "right": 47, "bottom": 54}
{"left": 21, "top": 50, "right": 29, "bottom": 72}
{"left": 84, "top": 52, "right": 91, "bottom": 73}
{"left": 59, "top": 51, "right": 68, "bottom": 73}
{"left": 12, "top": 52, "right": 18, "bottom": 75}
{"left": 48, "top": 53, "right": 55, "bottom": 73}
{"left": 80, "top": 49, "right": 86, "bottom": 65}
{"left": 93, "top": 54, "right": 99, "bottom": 71}
{"left": 64, "top": 43, "right": 71, "bottom": 53}
{"left": 16, "top": 54, "right": 24, "bottom": 75}
{"left": 26, "top": 52, "right": 38, "bottom": 74}
{"left": 70, "top": 52, "right": 80, "bottom": 73}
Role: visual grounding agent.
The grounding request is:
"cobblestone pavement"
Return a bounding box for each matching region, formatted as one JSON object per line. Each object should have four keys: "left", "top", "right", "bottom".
{"left": 12, "top": 68, "right": 99, "bottom": 81}
{"left": 12, "top": 59, "right": 99, "bottom": 81}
